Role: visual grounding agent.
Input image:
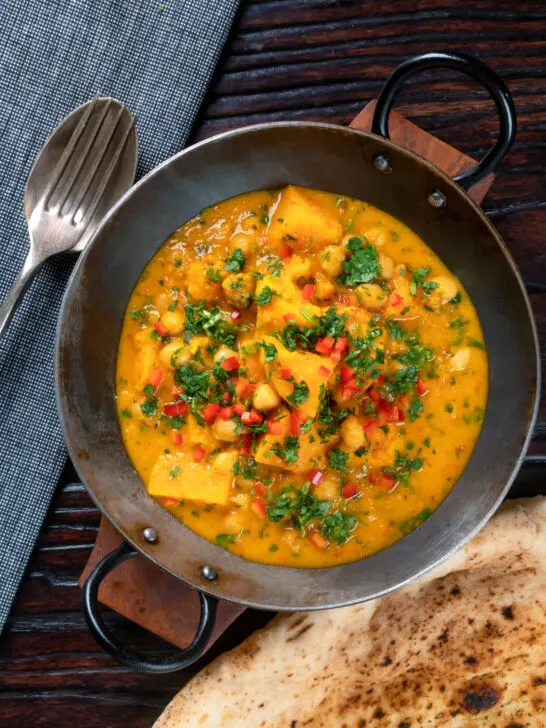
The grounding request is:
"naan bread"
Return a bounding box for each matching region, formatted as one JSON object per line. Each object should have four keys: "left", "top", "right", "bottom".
{"left": 155, "top": 497, "right": 546, "bottom": 727}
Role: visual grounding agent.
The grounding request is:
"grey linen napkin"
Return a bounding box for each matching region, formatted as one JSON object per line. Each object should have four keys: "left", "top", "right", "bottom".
{"left": 0, "top": 0, "right": 240, "bottom": 632}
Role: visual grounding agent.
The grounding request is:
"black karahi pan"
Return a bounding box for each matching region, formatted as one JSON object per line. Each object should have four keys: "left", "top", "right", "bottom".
{"left": 55, "top": 51, "right": 539, "bottom": 672}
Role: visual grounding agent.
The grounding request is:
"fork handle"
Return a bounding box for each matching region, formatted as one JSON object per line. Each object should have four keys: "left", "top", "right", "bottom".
{"left": 0, "top": 249, "right": 44, "bottom": 339}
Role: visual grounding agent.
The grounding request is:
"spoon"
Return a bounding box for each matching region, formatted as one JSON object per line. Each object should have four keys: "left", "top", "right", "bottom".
{"left": 0, "top": 97, "right": 137, "bottom": 338}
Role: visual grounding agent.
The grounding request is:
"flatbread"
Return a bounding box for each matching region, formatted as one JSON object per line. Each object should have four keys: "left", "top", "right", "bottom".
{"left": 155, "top": 497, "right": 546, "bottom": 727}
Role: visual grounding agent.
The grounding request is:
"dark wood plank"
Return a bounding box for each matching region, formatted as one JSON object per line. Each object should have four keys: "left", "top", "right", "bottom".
{"left": 2, "top": 1, "right": 546, "bottom": 726}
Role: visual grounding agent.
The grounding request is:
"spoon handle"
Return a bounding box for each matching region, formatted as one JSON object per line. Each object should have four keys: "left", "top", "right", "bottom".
{"left": 0, "top": 249, "right": 44, "bottom": 339}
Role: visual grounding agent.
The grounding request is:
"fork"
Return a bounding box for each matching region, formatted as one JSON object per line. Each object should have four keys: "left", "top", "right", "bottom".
{"left": 0, "top": 97, "right": 136, "bottom": 339}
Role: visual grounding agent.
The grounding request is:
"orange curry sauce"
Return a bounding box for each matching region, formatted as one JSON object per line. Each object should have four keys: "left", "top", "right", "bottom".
{"left": 116, "top": 186, "right": 487, "bottom": 567}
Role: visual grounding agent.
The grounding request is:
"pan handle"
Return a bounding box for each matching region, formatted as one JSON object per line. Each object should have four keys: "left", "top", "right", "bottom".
{"left": 371, "top": 51, "right": 516, "bottom": 191}
{"left": 82, "top": 541, "right": 218, "bottom": 673}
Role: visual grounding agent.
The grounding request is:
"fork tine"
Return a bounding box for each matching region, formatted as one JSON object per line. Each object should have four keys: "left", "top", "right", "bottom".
{"left": 77, "top": 115, "right": 135, "bottom": 229}
{"left": 65, "top": 103, "right": 124, "bottom": 219}
{"left": 55, "top": 98, "right": 113, "bottom": 214}
{"left": 43, "top": 97, "right": 98, "bottom": 209}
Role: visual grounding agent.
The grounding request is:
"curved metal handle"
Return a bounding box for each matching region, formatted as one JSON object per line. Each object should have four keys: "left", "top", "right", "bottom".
{"left": 371, "top": 51, "right": 516, "bottom": 191}
{"left": 0, "top": 248, "right": 43, "bottom": 338}
{"left": 82, "top": 542, "right": 218, "bottom": 673}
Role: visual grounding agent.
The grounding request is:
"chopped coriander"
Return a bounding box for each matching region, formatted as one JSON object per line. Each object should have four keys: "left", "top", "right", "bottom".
{"left": 141, "top": 397, "right": 158, "bottom": 417}
{"left": 120, "top": 408, "right": 132, "bottom": 418}
{"left": 168, "top": 300, "right": 178, "bottom": 312}
{"left": 169, "top": 466, "right": 181, "bottom": 479}
{"left": 321, "top": 511, "right": 357, "bottom": 545}
{"left": 287, "top": 381, "right": 309, "bottom": 407}
{"left": 268, "top": 435, "right": 300, "bottom": 465}
{"left": 269, "top": 544, "right": 279, "bottom": 552}
{"left": 267, "top": 483, "right": 331, "bottom": 529}
{"left": 338, "top": 236, "right": 380, "bottom": 287}
{"left": 328, "top": 448, "right": 349, "bottom": 473}
{"left": 143, "top": 383, "right": 155, "bottom": 396}
{"left": 445, "top": 403, "right": 454, "bottom": 413}
{"left": 262, "top": 341, "right": 277, "bottom": 363}
{"left": 216, "top": 534, "right": 236, "bottom": 546}
{"left": 467, "top": 337, "right": 485, "bottom": 350}
{"left": 255, "top": 286, "right": 277, "bottom": 305}
{"left": 206, "top": 267, "right": 222, "bottom": 283}
{"left": 224, "top": 248, "right": 245, "bottom": 272}
{"left": 409, "top": 266, "right": 438, "bottom": 296}
{"left": 450, "top": 291, "right": 462, "bottom": 304}
{"left": 399, "top": 508, "right": 432, "bottom": 536}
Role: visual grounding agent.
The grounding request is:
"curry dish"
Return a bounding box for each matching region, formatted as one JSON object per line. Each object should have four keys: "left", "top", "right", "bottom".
{"left": 116, "top": 186, "right": 487, "bottom": 567}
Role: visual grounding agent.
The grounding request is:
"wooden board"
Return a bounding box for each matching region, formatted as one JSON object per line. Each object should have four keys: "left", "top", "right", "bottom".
{"left": 79, "top": 98, "right": 495, "bottom": 652}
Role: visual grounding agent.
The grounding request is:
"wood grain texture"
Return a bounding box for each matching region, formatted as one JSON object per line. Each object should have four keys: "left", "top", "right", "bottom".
{"left": 1, "top": 2, "right": 545, "bottom": 726}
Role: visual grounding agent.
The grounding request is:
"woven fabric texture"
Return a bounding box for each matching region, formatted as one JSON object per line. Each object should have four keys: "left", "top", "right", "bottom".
{"left": 0, "top": 0, "right": 240, "bottom": 631}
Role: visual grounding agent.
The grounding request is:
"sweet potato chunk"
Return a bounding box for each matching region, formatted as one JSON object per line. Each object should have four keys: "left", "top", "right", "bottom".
{"left": 268, "top": 186, "right": 343, "bottom": 251}
{"left": 147, "top": 452, "right": 232, "bottom": 504}
{"left": 261, "top": 336, "right": 334, "bottom": 419}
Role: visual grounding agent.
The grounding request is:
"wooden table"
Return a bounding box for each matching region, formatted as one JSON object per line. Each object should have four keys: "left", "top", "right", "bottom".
{"left": 2, "top": 2, "right": 545, "bottom": 725}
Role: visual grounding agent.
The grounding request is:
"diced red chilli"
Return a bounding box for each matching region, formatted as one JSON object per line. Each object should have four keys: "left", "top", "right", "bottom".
{"left": 309, "top": 531, "right": 328, "bottom": 549}
{"left": 163, "top": 401, "right": 189, "bottom": 417}
{"left": 221, "top": 356, "right": 239, "bottom": 372}
{"left": 221, "top": 391, "right": 232, "bottom": 404}
{"left": 233, "top": 403, "right": 245, "bottom": 416}
{"left": 241, "top": 411, "right": 252, "bottom": 425}
{"left": 342, "top": 482, "right": 358, "bottom": 499}
{"left": 302, "top": 283, "right": 314, "bottom": 301}
{"left": 255, "top": 482, "right": 268, "bottom": 497}
{"left": 389, "top": 291, "right": 402, "bottom": 307}
{"left": 239, "top": 433, "right": 253, "bottom": 455}
{"left": 283, "top": 313, "right": 297, "bottom": 323}
{"left": 309, "top": 469, "right": 324, "bottom": 485}
{"left": 220, "top": 406, "right": 234, "bottom": 421}
{"left": 315, "top": 336, "right": 334, "bottom": 355}
{"left": 279, "top": 245, "right": 292, "bottom": 259}
{"left": 267, "top": 420, "right": 282, "bottom": 435}
{"left": 153, "top": 321, "right": 168, "bottom": 337}
{"left": 416, "top": 378, "right": 428, "bottom": 395}
{"left": 170, "top": 431, "right": 183, "bottom": 446}
{"left": 376, "top": 373, "right": 385, "bottom": 386}
{"left": 149, "top": 367, "right": 163, "bottom": 389}
{"left": 231, "top": 309, "right": 241, "bottom": 320}
{"left": 340, "top": 365, "right": 354, "bottom": 383}
{"left": 290, "top": 411, "right": 302, "bottom": 435}
{"left": 368, "top": 388, "right": 381, "bottom": 402}
{"left": 203, "top": 402, "right": 221, "bottom": 423}
{"left": 318, "top": 365, "right": 331, "bottom": 377}
{"left": 193, "top": 445, "right": 206, "bottom": 463}
{"left": 251, "top": 500, "right": 267, "bottom": 518}
{"left": 249, "top": 409, "right": 263, "bottom": 424}
{"left": 280, "top": 367, "right": 293, "bottom": 380}
{"left": 363, "top": 419, "right": 380, "bottom": 435}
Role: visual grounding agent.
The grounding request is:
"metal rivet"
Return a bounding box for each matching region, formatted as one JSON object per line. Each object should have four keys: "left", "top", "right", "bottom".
{"left": 201, "top": 565, "right": 217, "bottom": 581}
{"left": 427, "top": 189, "right": 447, "bottom": 208}
{"left": 142, "top": 526, "right": 158, "bottom": 544}
{"left": 373, "top": 153, "right": 392, "bottom": 174}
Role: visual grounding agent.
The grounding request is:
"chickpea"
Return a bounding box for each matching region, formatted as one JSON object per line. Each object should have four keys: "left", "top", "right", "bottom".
{"left": 160, "top": 310, "right": 184, "bottom": 335}
{"left": 222, "top": 273, "right": 256, "bottom": 309}
{"left": 231, "top": 492, "right": 251, "bottom": 508}
{"left": 314, "top": 272, "right": 335, "bottom": 301}
{"left": 341, "top": 415, "right": 366, "bottom": 451}
{"left": 187, "top": 259, "right": 221, "bottom": 302}
{"left": 213, "top": 449, "right": 238, "bottom": 474}
{"left": 320, "top": 244, "right": 346, "bottom": 277}
{"left": 429, "top": 275, "right": 458, "bottom": 304}
{"left": 212, "top": 417, "right": 240, "bottom": 442}
{"left": 363, "top": 226, "right": 387, "bottom": 247}
{"left": 282, "top": 529, "right": 301, "bottom": 554}
{"left": 223, "top": 511, "right": 246, "bottom": 533}
{"left": 450, "top": 348, "right": 471, "bottom": 371}
{"left": 356, "top": 283, "right": 387, "bottom": 311}
{"left": 378, "top": 254, "right": 394, "bottom": 279}
{"left": 230, "top": 231, "right": 255, "bottom": 255}
{"left": 313, "top": 475, "right": 339, "bottom": 500}
{"left": 253, "top": 383, "right": 280, "bottom": 411}
{"left": 214, "top": 345, "right": 239, "bottom": 364}
{"left": 159, "top": 339, "right": 190, "bottom": 369}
